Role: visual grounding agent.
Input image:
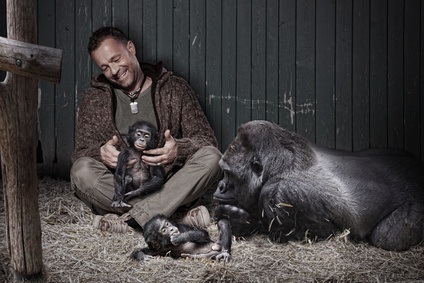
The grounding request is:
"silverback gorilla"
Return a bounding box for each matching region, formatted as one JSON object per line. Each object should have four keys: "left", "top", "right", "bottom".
{"left": 213, "top": 120, "right": 424, "bottom": 251}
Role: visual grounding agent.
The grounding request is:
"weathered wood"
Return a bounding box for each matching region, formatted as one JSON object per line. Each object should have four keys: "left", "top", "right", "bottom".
{"left": 296, "top": 0, "right": 315, "bottom": 141}
{"left": 335, "top": 1, "right": 353, "bottom": 151}
{"left": 251, "top": 0, "right": 266, "bottom": 121}
{"left": 370, "top": 0, "right": 388, "bottom": 149}
{"left": 221, "top": 0, "right": 237, "bottom": 151}
{"left": 0, "top": 0, "right": 42, "bottom": 279}
{"left": 316, "top": 0, "right": 335, "bottom": 148}
{"left": 55, "top": 0, "right": 75, "bottom": 179}
{"left": 0, "top": 36, "right": 62, "bottom": 83}
{"left": 278, "top": 0, "right": 296, "bottom": 132}
{"left": 206, "top": 0, "right": 222, "bottom": 147}
{"left": 352, "top": 0, "right": 370, "bottom": 151}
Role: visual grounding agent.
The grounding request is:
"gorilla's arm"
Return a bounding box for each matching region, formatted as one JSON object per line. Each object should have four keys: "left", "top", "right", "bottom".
{"left": 213, "top": 204, "right": 262, "bottom": 236}
{"left": 171, "top": 225, "right": 212, "bottom": 245}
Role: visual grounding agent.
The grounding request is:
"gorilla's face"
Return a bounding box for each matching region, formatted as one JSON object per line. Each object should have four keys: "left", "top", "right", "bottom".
{"left": 213, "top": 131, "right": 264, "bottom": 210}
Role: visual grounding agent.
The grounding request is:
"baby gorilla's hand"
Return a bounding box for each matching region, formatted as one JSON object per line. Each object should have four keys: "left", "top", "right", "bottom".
{"left": 170, "top": 234, "right": 182, "bottom": 245}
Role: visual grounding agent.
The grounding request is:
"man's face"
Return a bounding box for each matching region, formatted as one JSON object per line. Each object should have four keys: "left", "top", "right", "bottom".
{"left": 90, "top": 37, "right": 141, "bottom": 92}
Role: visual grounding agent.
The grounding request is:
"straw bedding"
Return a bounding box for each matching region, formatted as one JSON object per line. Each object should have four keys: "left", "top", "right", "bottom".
{"left": 0, "top": 178, "right": 423, "bottom": 282}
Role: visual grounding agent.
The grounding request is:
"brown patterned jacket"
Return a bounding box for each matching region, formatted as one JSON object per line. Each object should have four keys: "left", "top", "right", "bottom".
{"left": 72, "top": 62, "right": 218, "bottom": 174}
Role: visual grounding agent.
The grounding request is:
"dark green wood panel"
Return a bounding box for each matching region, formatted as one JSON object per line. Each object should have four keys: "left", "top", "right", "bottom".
{"left": 173, "top": 0, "right": 190, "bottom": 79}
{"left": 296, "top": 0, "right": 316, "bottom": 141}
{"left": 37, "top": 0, "right": 56, "bottom": 176}
{"left": 189, "top": 0, "right": 206, "bottom": 109}
{"left": 112, "top": 0, "right": 128, "bottom": 34}
{"left": 403, "top": 0, "right": 421, "bottom": 157}
{"left": 55, "top": 0, "right": 75, "bottom": 178}
{"left": 387, "top": 0, "right": 404, "bottom": 149}
{"left": 32, "top": 0, "right": 424, "bottom": 178}
{"left": 251, "top": 0, "right": 266, "bottom": 121}
{"left": 91, "top": 0, "right": 112, "bottom": 74}
{"left": 236, "top": 0, "right": 252, "bottom": 126}
{"left": 316, "top": 0, "right": 335, "bottom": 148}
{"left": 352, "top": 0, "right": 370, "bottom": 151}
{"left": 205, "top": 0, "right": 222, "bottom": 147}
{"left": 335, "top": 0, "right": 352, "bottom": 151}
{"left": 75, "top": 0, "right": 92, "bottom": 103}
{"left": 370, "top": 0, "right": 388, "bottom": 148}
{"left": 221, "top": 0, "right": 237, "bottom": 150}
{"left": 421, "top": 1, "right": 424, "bottom": 161}
{"left": 265, "top": 0, "right": 279, "bottom": 124}
{"left": 0, "top": 0, "right": 6, "bottom": 81}
{"left": 278, "top": 0, "right": 296, "bottom": 132}
{"left": 141, "top": 0, "right": 157, "bottom": 63}
{"left": 156, "top": 0, "right": 173, "bottom": 70}
{"left": 128, "top": 0, "right": 143, "bottom": 62}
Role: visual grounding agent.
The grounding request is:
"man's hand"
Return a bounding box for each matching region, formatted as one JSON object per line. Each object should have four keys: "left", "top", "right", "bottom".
{"left": 142, "top": 130, "right": 177, "bottom": 166}
{"left": 100, "top": 135, "right": 120, "bottom": 168}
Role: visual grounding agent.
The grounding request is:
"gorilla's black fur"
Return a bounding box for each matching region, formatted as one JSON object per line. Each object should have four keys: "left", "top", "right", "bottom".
{"left": 213, "top": 120, "right": 424, "bottom": 251}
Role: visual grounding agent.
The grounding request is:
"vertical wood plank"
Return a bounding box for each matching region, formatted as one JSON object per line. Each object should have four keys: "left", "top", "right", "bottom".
{"left": 265, "top": 0, "right": 279, "bottom": 124}
{"left": 157, "top": 0, "right": 173, "bottom": 69}
{"left": 112, "top": 0, "right": 128, "bottom": 34}
{"left": 421, "top": 0, "right": 424, "bottom": 161}
{"left": 56, "top": 0, "right": 75, "bottom": 178}
{"left": 251, "top": 0, "right": 266, "bottom": 121}
{"left": 37, "top": 0, "right": 56, "bottom": 176}
{"left": 352, "top": 0, "right": 370, "bottom": 151}
{"left": 142, "top": 0, "right": 157, "bottom": 63}
{"left": 173, "top": 0, "right": 189, "bottom": 79}
{"left": 404, "top": 0, "right": 421, "bottom": 157}
{"left": 221, "top": 0, "right": 237, "bottom": 150}
{"left": 92, "top": 0, "right": 112, "bottom": 74}
{"left": 128, "top": 0, "right": 143, "bottom": 61}
{"left": 189, "top": 0, "right": 206, "bottom": 108}
{"left": 0, "top": 0, "right": 6, "bottom": 81}
{"left": 278, "top": 0, "right": 296, "bottom": 131}
{"left": 296, "top": 0, "right": 316, "bottom": 141}
{"left": 316, "top": 0, "right": 335, "bottom": 148}
{"left": 206, "top": 0, "right": 222, "bottom": 147}
{"left": 369, "top": 0, "right": 387, "bottom": 148}
{"left": 75, "top": 0, "right": 92, "bottom": 106}
{"left": 387, "top": 0, "right": 404, "bottom": 149}
{"left": 335, "top": 0, "right": 352, "bottom": 151}
{"left": 236, "top": 0, "right": 252, "bottom": 126}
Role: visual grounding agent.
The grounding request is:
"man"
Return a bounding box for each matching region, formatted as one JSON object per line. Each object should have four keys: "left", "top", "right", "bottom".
{"left": 70, "top": 26, "right": 222, "bottom": 232}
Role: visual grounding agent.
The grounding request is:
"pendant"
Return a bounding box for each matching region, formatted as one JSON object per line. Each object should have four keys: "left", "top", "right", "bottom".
{"left": 130, "top": 101, "right": 139, "bottom": 114}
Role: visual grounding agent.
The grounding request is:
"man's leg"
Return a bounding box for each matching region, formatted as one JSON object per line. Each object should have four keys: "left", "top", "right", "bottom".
{"left": 70, "top": 157, "right": 128, "bottom": 215}
{"left": 129, "top": 146, "right": 223, "bottom": 226}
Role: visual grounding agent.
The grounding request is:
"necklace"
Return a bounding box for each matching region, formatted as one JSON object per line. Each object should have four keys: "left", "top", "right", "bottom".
{"left": 126, "top": 75, "right": 147, "bottom": 114}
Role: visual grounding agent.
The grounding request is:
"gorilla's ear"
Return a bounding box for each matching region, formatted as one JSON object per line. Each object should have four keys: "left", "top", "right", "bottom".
{"left": 251, "top": 157, "right": 263, "bottom": 176}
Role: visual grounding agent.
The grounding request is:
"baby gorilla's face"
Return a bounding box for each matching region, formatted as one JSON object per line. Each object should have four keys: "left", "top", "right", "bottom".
{"left": 133, "top": 129, "right": 151, "bottom": 151}
{"left": 160, "top": 220, "right": 180, "bottom": 237}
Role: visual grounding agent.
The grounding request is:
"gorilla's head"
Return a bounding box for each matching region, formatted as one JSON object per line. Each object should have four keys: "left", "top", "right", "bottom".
{"left": 213, "top": 120, "right": 315, "bottom": 211}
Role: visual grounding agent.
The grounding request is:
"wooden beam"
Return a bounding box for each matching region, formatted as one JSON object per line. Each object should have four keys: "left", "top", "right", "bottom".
{"left": 0, "top": 36, "right": 62, "bottom": 83}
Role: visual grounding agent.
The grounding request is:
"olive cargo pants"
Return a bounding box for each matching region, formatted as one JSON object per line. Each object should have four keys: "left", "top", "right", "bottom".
{"left": 70, "top": 146, "right": 222, "bottom": 226}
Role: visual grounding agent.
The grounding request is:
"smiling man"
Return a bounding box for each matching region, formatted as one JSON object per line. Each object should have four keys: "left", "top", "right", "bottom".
{"left": 70, "top": 26, "right": 221, "bottom": 232}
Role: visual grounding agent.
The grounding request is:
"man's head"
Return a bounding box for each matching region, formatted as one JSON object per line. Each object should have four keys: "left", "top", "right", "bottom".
{"left": 88, "top": 26, "right": 143, "bottom": 93}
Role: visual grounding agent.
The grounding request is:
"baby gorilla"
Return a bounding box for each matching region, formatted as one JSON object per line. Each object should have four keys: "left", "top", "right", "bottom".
{"left": 111, "top": 121, "right": 165, "bottom": 208}
{"left": 131, "top": 214, "right": 231, "bottom": 262}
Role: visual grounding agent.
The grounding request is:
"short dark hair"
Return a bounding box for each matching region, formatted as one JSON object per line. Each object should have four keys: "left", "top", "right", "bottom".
{"left": 87, "top": 26, "right": 129, "bottom": 54}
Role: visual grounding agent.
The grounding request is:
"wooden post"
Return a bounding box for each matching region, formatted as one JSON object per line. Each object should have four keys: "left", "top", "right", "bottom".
{"left": 0, "top": 0, "right": 62, "bottom": 279}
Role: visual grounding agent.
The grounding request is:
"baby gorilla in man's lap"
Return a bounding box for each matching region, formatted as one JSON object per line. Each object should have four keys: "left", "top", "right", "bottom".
{"left": 131, "top": 214, "right": 231, "bottom": 262}
{"left": 112, "top": 121, "right": 165, "bottom": 208}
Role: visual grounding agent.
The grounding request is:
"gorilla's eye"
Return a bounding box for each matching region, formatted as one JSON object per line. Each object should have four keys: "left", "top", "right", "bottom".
{"left": 251, "top": 159, "right": 263, "bottom": 175}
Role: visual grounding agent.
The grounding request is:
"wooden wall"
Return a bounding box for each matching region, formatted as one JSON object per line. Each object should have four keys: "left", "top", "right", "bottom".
{"left": 1, "top": 0, "right": 423, "bottom": 179}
